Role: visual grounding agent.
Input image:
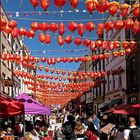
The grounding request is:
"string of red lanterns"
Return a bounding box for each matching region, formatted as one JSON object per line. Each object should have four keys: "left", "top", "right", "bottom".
{"left": 29, "top": 0, "right": 140, "bottom": 18}
{"left": 1, "top": 18, "right": 140, "bottom": 41}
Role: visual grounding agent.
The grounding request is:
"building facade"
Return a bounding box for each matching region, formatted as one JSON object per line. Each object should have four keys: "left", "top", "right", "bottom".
{"left": 0, "top": 3, "right": 34, "bottom": 97}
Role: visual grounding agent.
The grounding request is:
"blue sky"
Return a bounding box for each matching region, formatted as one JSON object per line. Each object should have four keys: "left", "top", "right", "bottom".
{"left": 1, "top": 0, "right": 108, "bottom": 82}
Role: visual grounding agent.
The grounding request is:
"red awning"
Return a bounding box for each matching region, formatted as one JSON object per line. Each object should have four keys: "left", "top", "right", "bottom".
{"left": 0, "top": 93, "right": 24, "bottom": 117}
{"left": 103, "top": 104, "right": 139, "bottom": 115}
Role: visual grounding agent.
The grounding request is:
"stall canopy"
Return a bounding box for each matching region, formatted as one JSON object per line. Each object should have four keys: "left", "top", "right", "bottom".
{"left": 103, "top": 104, "right": 139, "bottom": 115}
{"left": 15, "top": 93, "right": 51, "bottom": 115}
{"left": 0, "top": 93, "right": 24, "bottom": 117}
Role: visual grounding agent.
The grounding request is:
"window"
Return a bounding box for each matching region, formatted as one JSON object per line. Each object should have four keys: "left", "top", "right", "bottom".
{"left": 2, "top": 73, "right": 6, "bottom": 92}
{"left": 130, "top": 57, "right": 136, "bottom": 85}
{"left": 112, "top": 75, "right": 115, "bottom": 89}
{"left": 107, "top": 76, "right": 110, "bottom": 92}
{"left": 118, "top": 74, "right": 122, "bottom": 88}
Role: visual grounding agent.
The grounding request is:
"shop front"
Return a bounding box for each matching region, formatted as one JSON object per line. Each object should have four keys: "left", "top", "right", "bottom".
{"left": 105, "top": 90, "right": 124, "bottom": 108}
{"left": 85, "top": 91, "right": 93, "bottom": 116}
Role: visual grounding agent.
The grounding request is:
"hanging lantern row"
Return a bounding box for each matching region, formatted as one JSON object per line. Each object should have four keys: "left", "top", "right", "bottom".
{"left": 29, "top": 0, "right": 140, "bottom": 17}
{"left": 1, "top": 46, "right": 136, "bottom": 68}
{"left": 24, "top": 79, "right": 106, "bottom": 92}
{"left": 1, "top": 18, "right": 140, "bottom": 40}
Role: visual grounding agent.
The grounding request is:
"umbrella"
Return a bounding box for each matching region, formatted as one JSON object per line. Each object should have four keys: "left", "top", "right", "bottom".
{"left": 131, "top": 104, "right": 140, "bottom": 108}
{"left": 0, "top": 94, "right": 24, "bottom": 117}
{"left": 112, "top": 104, "right": 139, "bottom": 115}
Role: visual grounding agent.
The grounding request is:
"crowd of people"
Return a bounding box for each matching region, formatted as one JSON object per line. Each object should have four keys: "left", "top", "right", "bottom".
{"left": 0, "top": 111, "right": 140, "bottom": 140}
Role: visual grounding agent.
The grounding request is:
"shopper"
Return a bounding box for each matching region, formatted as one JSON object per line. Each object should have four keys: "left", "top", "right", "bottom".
{"left": 124, "top": 117, "right": 140, "bottom": 140}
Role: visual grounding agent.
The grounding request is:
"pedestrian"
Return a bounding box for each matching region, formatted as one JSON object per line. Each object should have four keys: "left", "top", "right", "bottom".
{"left": 74, "top": 118, "right": 85, "bottom": 139}
{"left": 62, "top": 114, "right": 76, "bottom": 140}
{"left": 114, "top": 124, "right": 125, "bottom": 140}
{"left": 124, "top": 117, "right": 140, "bottom": 140}
{"left": 85, "top": 122, "right": 99, "bottom": 140}
{"left": 92, "top": 114, "right": 100, "bottom": 132}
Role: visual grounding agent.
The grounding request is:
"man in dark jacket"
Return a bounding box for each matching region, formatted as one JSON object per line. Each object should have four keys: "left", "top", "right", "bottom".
{"left": 62, "top": 114, "right": 76, "bottom": 140}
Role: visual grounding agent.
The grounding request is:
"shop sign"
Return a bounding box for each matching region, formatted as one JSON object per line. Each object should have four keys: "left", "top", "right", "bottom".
{"left": 86, "top": 92, "right": 93, "bottom": 104}
{"left": 96, "top": 96, "right": 103, "bottom": 103}
{"left": 105, "top": 91, "right": 124, "bottom": 102}
{"left": 1, "top": 79, "right": 14, "bottom": 87}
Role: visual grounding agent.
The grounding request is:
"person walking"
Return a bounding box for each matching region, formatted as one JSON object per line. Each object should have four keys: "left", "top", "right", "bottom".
{"left": 124, "top": 117, "right": 140, "bottom": 140}
{"left": 62, "top": 114, "right": 76, "bottom": 140}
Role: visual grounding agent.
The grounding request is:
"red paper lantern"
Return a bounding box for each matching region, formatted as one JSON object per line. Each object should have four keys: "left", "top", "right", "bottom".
{"left": 86, "top": 0, "right": 97, "bottom": 16}
{"left": 104, "top": 21, "right": 113, "bottom": 32}
{"left": 34, "top": 57, "right": 39, "bottom": 63}
{"left": 69, "top": 0, "right": 79, "bottom": 10}
{"left": 30, "top": 0, "right": 39, "bottom": 9}
{"left": 102, "top": 41, "right": 108, "bottom": 50}
{"left": 77, "top": 23, "right": 85, "bottom": 36}
{"left": 19, "top": 28, "right": 27, "bottom": 37}
{"left": 119, "top": 50, "right": 125, "bottom": 57}
{"left": 31, "top": 22, "right": 39, "bottom": 31}
{"left": 58, "top": 35, "right": 65, "bottom": 46}
{"left": 114, "top": 20, "right": 124, "bottom": 30}
{"left": 45, "top": 34, "right": 51, "bottom": 45}
{"left": 122, "top": 41, "right": 129, "bottom": 49}
{"left": 54, "top": 0, "right": 66, "bottom": 9}
{"left": 49, "top": 22, "right": 58, "bottom": 33}
{"left": 2, "top": 53, "right": 7, "bottom": 60}
{"left": 120, "top": 3, "right": 130, "bottom": 17}
{"left": 125, "top": 48, "right": 131, "bottom": 55}
{"left": 39, "top": 22, "right": 49, "bottom": 32}
{"left": 58, "top": 22, "right": 65, "bottom": 36}
{"left": 108, "top": 2, "right": 119, "bottom": 15}
{"left": 113, "top": 51, "right": 119, "bottom": 58}
{"left": 83, "top": 39, "right": 91, "bottom": 47}
{"left": 38, "top": 65, "right": 43, "bottom": 71}
{"left": 56, "top": 69, "right": 60, "bottom": 74}
{"left": 0, "top": 17, "right": 7, "bottom": 27}
{"left": 80, "top": 57, "right": 86, "bottom": 62}
{"left": 132, "top": 4, "right": 140, "bottom": 17}
{"left": 50, "top": 68, "right": 54, "bottom": 74}
{"left": 68, "top": 57, "right": 74, "bottom": 63}
{"left": 95, "top": 40, "right": 102, "bottom": 48}
{"left": 96, "top": 0, "right": 108, "bottom": 13}
{"left": 52, "top": 58, "right": 56, "bottom": 64}
{"left": 90, "top": 41, "right": 95, "bottom": 50}
{"left": 47, "top": 58, "right": 52, "bottom": 65}
{"left": 62, "top": 57, "right": 68, "bottom": 63}
{"left": 74, "top": 57, "right": 80, "bottom": 62}
{"left": 132, "top": 20, "right": 140, "bottom": 34}
{"left": 104, "top": 53, "right": 110, "bottom": 59}
{"left": 41, "top": 56, "right": 47, "bottom": 63}
{"left": 109, "top": 41, "right": 114, "bottom": 50}
{"left": 96, "top": 23, "right": 104, "bottom": 37}
{"left": 26, "top": 30, "right": 35, "bottom": 39}
{"left": 45, "top": 67, "right": 49, "bottom": 72}
{"left": 74, "top": 38, "right": 82, "bottom": 46}
{"left": 68, "top": 22, "right": 77, "bottom": 33}
{"left": 38, "top": 33, "right": 46, "bottom": 43}
{"left": 56, "top": 57, "right": 61, "bottom": 63}
{"left": 85, "top": 22, "right": 95, "bottom": 32}
{"left": 92, "top": 55, "right": 98, "bottom": 61}
{"left": 62, "top": 70, "right": 66, "bottom": 75}
{"left": 65, "top": 36, "right": 72, "bottom": 44}
{"left": 40, "top": 0, "right": 50, "bottom": 11}
{"left": 2, "top": 26, "right": 12, "bottom": 34}
{"left": 114, "top": 41, "right": 121, "bottom": 48}
{"left": 11, "top": 28, "right": 19, "bottom": 38}
{"left": 124, "top": 19, "right": 134, "bottom": 31}
{"left": 8, "top": 20, "right": 17, "bottom": 29}
{"left": 129, "top": 41, "right": 136, "bottom": 49}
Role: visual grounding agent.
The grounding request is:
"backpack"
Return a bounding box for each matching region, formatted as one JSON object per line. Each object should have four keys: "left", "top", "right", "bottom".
{"left": 129, "top": 127, "right": 140, "bottom": 140}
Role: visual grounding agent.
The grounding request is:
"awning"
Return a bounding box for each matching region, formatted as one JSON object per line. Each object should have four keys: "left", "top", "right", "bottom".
{"left": 0, "top": 93, "right": 24, "bottom": 117}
